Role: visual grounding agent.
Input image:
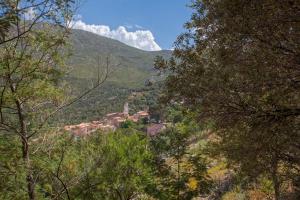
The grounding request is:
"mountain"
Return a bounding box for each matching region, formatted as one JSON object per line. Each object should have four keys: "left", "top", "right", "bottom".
{"left": 57, "top": 29, "right": 172, "bottom": 124}
{"left": 68, "top": 29, "right": 171, "bottom": 88}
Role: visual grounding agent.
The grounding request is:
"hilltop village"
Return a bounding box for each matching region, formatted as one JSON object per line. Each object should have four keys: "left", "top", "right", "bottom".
{"left": 64, "top": 103, "right": 166, "bottom": 137}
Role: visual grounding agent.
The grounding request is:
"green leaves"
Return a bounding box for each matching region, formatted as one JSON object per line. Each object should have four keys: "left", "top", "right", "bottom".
{"left": 0, "top": 1, "right": 75, "bottom": 198}
{"left": 156, "top": 0, "right": 300, "bottom": 198}
{"left": 149, "top": 113, "right": 211, "bottom": 199}
{"left": 72, "top": 130, "right": 155, "bottom": 200}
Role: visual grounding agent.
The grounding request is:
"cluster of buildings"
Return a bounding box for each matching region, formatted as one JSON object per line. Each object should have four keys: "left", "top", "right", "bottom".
{"left": 64, "top": 103, "right": 165, "bottom": 137}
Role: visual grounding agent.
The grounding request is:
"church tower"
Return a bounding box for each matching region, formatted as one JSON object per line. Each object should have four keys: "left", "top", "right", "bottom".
{"left": 123, "top": 102, "right": 129, "bottom": 117}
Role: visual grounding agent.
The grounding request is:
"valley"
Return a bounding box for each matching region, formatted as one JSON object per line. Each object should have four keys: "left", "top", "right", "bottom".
{"left": 56, "top": 29, "right": 171, "bottom": 124}
{"left": 0, "top": 1, "right": 298, "bottom": 199}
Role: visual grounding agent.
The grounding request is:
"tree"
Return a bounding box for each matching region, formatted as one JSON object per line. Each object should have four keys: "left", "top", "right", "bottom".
{"left": 149, "top": 109, "right": 211, "bottom": 200}
{"left": 0, "top": 1, "right": 77, "bottom": 199}
{"left": 73, "top": 130, "right": 155, "bottom": 200}
{"left": 0, "top": 0, "right": 76, "bottom": 45}
{"left": 0, "top": 0, "right": 18, "bottom": 43}
{"left": 155, "top": 1, "right": 299, "bottom": 199}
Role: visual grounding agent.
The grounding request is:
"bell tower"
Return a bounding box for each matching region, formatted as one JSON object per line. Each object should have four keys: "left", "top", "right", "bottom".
{"left": 123, "top": 102, "right": 129, "bottom": 117}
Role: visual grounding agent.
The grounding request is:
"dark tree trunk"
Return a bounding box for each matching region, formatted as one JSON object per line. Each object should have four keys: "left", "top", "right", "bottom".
{"left": 272, "top": 172, "right": 280, "bottom": 200}
{"left": 16, "top": 98, "right": 35, "bottom": 200}
{"left": 177, "top": 158, "right": 180, "bottom": 200}
{"left": 177, "top": 146, "right": 180, "bottom": 200}
{"left": 271, "top": 155, "right": 280, "bottom": 200}
{"left": 22, "top": 138, "right": 35, "bottom": 200}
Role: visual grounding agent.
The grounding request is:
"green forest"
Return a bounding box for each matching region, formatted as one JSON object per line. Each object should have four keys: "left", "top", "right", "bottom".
{"left": 0, "top": 0, "right": 299, "bottom": 200}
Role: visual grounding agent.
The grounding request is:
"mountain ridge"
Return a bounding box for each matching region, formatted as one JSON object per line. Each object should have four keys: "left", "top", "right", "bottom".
{"left": 71, "top": 29, "right": 169, "bottom": 54}
{"left": 67, "top": 29, "right": 171, "bottom": 87}
{"left": 56, "top": 29, "right": 171, "bottom": 123}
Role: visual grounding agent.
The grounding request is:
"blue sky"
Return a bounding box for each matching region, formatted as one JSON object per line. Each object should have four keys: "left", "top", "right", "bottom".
{"left": 73, "top": 0, "right": 193, "bottom": 51}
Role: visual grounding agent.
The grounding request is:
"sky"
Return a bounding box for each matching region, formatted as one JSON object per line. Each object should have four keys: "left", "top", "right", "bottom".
{"left": 72, "top": 0, "right": 193, "bottom": 51}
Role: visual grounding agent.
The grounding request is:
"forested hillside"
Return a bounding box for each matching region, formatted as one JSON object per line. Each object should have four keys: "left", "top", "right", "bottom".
{"left": 57, "top": 29, "right": 171, "bottom": 124}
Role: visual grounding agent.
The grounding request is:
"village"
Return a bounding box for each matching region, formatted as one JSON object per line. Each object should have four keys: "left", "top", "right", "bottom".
{"left": 64, "top": 103, "right": 166, "bottom": 137}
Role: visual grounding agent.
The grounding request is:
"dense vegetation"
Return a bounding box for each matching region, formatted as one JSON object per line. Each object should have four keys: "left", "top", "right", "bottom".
{"left": 155, "top": 0, "right": 299, "bottom": 199}
{"left": 57, "top": 29, "right": 171, "bottom": 124}
{"left": 0, "top": 0, "right": 299, "bottom": 200}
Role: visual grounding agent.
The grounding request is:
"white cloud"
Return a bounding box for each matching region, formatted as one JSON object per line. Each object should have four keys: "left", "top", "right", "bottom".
{"left": 71, "top": 20, "right": 162, "bottom": 51}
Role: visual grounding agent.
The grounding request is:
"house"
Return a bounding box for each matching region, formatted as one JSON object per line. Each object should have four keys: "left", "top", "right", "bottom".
{"left": 64, "top": 103, "right": 150, "bottom": 137}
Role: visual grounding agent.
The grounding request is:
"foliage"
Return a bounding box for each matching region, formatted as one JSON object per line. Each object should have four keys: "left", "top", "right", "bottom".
{"left": 221, "top": 187, "right": 247, "bottom": 200}
{"left": 149, "top": 109, "right": 211, "bottom": 199}
{"left": 0, "top": 1, "right": 75, "bottom": 199}
{"left": 120, "top": 119, "right": 134, "bottom": 128}
{"left": 55, "top": 30, "right": 171, "bottom": 124}
{"left": 155, "top": 0, "right": 300, "bottom": 199}
{"left": 71, "top": 130, "right": 156, "bottom": 200}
